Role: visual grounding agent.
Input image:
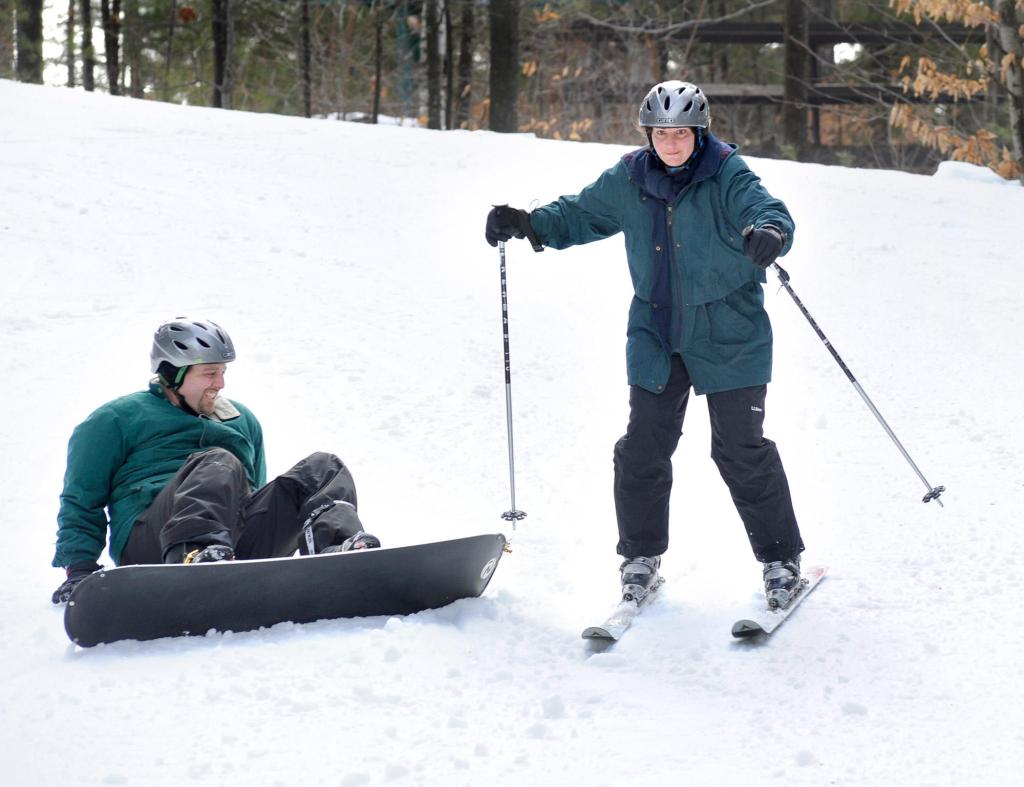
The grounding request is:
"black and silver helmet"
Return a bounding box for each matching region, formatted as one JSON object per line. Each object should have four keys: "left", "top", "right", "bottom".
{"left": 638, "top": 81, "right": 710, "bottom": 129}
{"left": 150, "top": 317, "right": 236, "bottom": 374}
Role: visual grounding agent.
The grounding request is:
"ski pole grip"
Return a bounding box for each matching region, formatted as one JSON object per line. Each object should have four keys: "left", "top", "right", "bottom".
{"left": 491, "top": 203, "right": 544, "bottom": 253}
{"left": 743, "top": 225, "right": 789, "bottom": 282}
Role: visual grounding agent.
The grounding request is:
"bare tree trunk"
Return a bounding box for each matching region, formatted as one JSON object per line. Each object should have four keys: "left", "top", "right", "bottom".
{"left": 123, "top": 0, "right": 143, "bottom": 96}
{"left": 330, "top": 1, "right": 342, "bottom": 116}
{"left": 455, "top": 0, "right": 473, "bottom": 128}
{"left": 711, "top": 0, "right": 728, "bottom": 82}
{"left": 985, "top": 23, "right": 1001, "bottom": 127}
{"left": 301, "top": 0, "right": 311, "bottom": 117}
{"left": 810, "top": 0, "right": 834, "bottom": 151}
{"left": 162, "top": 1, "right": 175, "bottom": 101}
{"left": 425, "top": 0, "right": 441, "bottom": 128}
{"left": 782, "top": 0, "right": 808, "bottom": 156}
{"left": 443, "top": 0, "right": 453, "bottom": 129}
{"left": 993, "top": 0, "right": 1024, "bottom": 181}
{"left": 372, "top": 0, "right": 382, "bottom": 123}
{"left": 649, "top": 34, "right": 667, "bottom": 82}
{"left": 65, "top": 0, "right": 76, "bottom": 86}
{"left": 488, "top": 0, "right": 518, "bottom": 132}
{"left": 81, "top": 0, "right": 95, "bottom": 91}
{"left": 0, "top": 2, "right": 14, "bottom": 80}
{"left": 212, "top": 0, "right": 230, "bottom": 108}
{"left": 15, "top": 0, "right": 43, "bottom": 84}
{"left": 99, "top": 0, "right": 121, "bottom": 95}
{"left": 337, "top": 1, "right": 353, "bottom": 118}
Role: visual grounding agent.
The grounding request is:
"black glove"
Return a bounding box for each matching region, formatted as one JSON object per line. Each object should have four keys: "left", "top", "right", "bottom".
{"left": 485, "top": 205, "right": 543, "bottom": 251}
{"left": 743, "top": 225, "right": 785, "bottom": 268}
{"left": 51, "top": 561, "right": 101, "bottom": 605}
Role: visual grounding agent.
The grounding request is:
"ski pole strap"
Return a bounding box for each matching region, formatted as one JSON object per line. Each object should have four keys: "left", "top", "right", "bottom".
{"left": 300, "top": 501, "right": 336, "bottom": 555}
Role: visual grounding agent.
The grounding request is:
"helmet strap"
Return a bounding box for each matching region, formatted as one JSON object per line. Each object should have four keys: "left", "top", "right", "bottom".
{"left": 157, "top": 361, "right": 189, "bottom": 391}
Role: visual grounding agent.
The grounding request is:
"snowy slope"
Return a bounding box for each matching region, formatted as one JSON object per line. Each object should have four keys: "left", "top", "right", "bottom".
{"left": 1, "top": 79, "right": 1022, "bottom": 786}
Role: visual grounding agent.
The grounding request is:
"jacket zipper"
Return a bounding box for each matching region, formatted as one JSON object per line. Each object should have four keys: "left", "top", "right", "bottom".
{"left": 667, "top": 202, "right": 688, "bottom": 352}
{"left": 198, "top": 414, "right": 210, "bottom": 448}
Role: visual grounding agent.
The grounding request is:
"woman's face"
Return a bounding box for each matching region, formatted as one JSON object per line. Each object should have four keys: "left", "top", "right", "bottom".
{"left": 651, "top": 127, "right": 696, "bottom": 167}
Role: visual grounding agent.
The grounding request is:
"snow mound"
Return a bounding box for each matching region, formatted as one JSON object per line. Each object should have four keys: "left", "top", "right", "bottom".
{"left": 933, "top": 160, "right": 1017, "bottom": 186}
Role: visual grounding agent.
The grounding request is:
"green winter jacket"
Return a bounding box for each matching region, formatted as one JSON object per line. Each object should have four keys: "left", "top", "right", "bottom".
{"left": 529, "top": 135, "right": 795, "bottom": 394}
{"left": 53, "top": 381, "right": 266, "bottom": 567}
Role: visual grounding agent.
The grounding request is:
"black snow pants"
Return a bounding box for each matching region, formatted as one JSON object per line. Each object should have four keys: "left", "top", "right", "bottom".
{"left": 120, "top": 449, "right": 364, "bottom": 564}
{"left": 613, "top": 355, "right": 804, "bottom": 563}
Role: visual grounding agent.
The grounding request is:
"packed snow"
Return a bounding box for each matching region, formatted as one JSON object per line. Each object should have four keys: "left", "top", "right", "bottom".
{"left": 1, "top": 79, "right": 1022, "bottom": 785}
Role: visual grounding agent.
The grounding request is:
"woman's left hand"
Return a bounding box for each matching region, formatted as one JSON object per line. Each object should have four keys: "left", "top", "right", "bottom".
{"left": 743, "top": 226, "right": 784, "bottom": 268}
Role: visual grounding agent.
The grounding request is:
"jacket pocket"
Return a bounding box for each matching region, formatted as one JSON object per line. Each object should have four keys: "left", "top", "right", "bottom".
{"left": 706, "top": 289, "right": 758, "bottom": 346}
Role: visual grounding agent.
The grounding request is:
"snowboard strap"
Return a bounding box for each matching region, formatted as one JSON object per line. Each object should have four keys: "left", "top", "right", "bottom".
{"left": 300, "top": 501, "right": 336, "bottom": 555}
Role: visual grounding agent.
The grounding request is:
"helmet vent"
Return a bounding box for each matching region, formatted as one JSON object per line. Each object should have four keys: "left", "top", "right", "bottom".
{"left": 683, "top": 100, "right": 693, "bottom": 112}
{"left": 196, "top": 338, "right": 211, "bottom": 348}
{"left": 173, "top": 340, "right": 189, "bottom": 350}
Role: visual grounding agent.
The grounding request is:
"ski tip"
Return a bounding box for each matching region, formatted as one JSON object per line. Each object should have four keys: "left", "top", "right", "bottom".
{"left": 581, "top": 627, "right": 616, "bottom": 641}
{"left": 731, "top": 619, "right": 764, "bottom": 639}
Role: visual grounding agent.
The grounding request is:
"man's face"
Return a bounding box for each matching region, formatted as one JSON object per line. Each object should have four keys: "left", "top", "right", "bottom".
{"left": 177, "top": 363, "right": 227, "bottom": 416}
{"left": 651, "top": 126, "right": 696, "bottom": 167}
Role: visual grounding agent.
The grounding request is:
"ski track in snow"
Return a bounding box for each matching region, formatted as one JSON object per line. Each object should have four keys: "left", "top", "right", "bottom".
{"left": 1, "top": 79, "right": 1023, "bottom": 785}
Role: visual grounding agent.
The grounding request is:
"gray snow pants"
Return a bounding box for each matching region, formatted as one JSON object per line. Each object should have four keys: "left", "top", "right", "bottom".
{"left": 120, "top": 449, "right": 364, "bottom": 564}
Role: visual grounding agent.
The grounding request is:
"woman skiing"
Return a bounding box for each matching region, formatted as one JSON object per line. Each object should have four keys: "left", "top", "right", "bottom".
{"left": 484, "top": 81, "right": 805, "bottom": 608}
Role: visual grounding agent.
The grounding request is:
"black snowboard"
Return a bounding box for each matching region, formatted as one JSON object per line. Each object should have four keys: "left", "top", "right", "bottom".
{"left": 64, "top": 533, "right": 507, "bottom": 647}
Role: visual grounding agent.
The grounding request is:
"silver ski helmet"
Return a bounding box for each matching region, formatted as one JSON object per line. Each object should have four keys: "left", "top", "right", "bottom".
{"left": 151, "top": 317, "right": 236, "bottom": 386}
{"left": 638, "top": 81, "right": 710, "bottom": 129}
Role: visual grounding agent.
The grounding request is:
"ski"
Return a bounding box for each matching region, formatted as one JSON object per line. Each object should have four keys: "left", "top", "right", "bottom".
{"left": 731, "top": 565, "right": 828, "bottom": 639}
{"left": 582, "top": 578, "right": 665, "bottom": 642}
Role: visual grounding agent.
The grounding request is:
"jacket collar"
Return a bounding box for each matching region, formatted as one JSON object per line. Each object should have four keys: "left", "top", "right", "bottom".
{"left": 624, "top": 132, "right": 736, "bottom": 201}
{"left": 147, "top": 378, "right": 240, "bottom": 421}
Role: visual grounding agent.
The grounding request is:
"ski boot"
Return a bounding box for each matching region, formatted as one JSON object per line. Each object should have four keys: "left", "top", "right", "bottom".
{"left": 320, "top": 531, "right": 381, "bottom": 554}
{"left": 165, "top": 543, "right": 236, "bottom": 564}
{"left": 619, "top": 555, "right": 661, "bottom": 603}
{"left": 763, "top": 556, "right": 802, "bottom": 609}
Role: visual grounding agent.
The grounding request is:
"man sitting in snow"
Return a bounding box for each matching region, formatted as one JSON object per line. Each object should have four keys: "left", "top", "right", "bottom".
{"left": 50, "top": 316, "right": 380, "bottom": 604}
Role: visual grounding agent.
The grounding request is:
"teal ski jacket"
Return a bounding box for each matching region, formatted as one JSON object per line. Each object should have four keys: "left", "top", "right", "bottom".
{"left": 529, "top": 134, "right": 795, "bottom": 394}
{"left": 53, "top": 381, "right": 265, "bottom": 567}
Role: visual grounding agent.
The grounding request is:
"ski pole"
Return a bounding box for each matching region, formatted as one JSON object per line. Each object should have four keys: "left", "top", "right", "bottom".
{"left": 497, "top": 240, "right": 527, "bottom": 525}
{"left": 769, "top": 259, "right": 945, "bottom": 507}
